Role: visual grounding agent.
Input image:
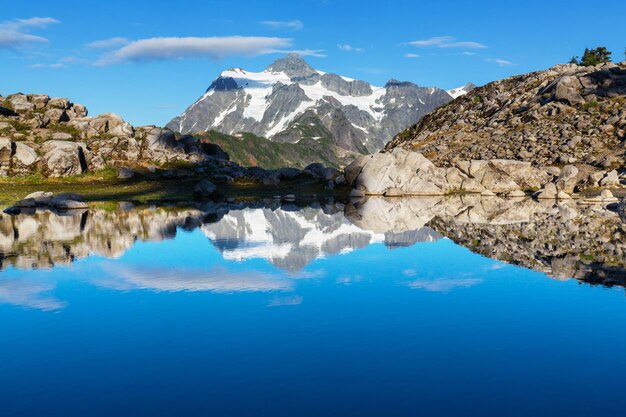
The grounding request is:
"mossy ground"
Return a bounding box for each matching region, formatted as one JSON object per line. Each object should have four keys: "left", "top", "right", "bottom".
{"left": 0, "top": 172, "right": 349, "bottom": 207}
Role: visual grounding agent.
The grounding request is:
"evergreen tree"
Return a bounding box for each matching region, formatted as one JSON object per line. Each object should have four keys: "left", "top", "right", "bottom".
{"left": 569, "top": 56, "right": 579, "bottom": 65}
{"left": 580, "top": 47, "right": 612, "bottom": 66}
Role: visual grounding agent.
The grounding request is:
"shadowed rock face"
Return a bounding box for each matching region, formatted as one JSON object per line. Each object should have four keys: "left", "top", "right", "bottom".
{"left": 346, "top": 196, "right": 626, "bottom": 286}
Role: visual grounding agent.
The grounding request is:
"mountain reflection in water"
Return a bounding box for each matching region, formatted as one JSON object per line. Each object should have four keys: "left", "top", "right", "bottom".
{"left": 1, "top": 196, "right": 625, "bottom": 287}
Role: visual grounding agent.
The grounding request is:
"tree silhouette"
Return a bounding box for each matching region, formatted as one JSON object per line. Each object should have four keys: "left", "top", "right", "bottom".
{"left": 579, "top": 47, "right": 612, "bottom": 66}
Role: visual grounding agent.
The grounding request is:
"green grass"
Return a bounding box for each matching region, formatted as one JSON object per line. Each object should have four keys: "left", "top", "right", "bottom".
{"left": 0, "top": 172, "right": 350, "bottom": 208}
{"left": 583, "top": 101, "right": 599, "bottom": 110}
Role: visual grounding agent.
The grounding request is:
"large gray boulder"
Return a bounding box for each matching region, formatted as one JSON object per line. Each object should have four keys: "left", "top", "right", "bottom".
{"left": 40, "top": 140, "right": 89, "bottom": 177}
{"left": 346, "top": 149, "right": 549, "bottom": 196}
{"left": 0, "top": 138, "right": 11, "bottom": 173}
{"left": 555, "top": 165, "right": 579, "bottom": 193}
{"left": 8, "top": 94, "right": 35, "bottom": 112}
{"left": 194, "top": 179, "right": 218, "bottom": 198}
{"left": 553, "top": 76, "right": 585, "bottom": 105}
{"left": 13, "top": 142, "right": 38, "bottom": 167}
{"left": 146, "top": 128, "right": 177, "bottom": 151}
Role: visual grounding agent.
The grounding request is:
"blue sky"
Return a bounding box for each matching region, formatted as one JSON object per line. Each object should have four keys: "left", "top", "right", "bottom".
{"left": 2, "top": 0, "right": 625, "bottom": 126}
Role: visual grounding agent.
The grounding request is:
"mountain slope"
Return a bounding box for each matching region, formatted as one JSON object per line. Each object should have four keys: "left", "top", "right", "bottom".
{"left": 387, "top": 62, "right": 626, "bottom": 168}
{"left": 167, "top": 54, "right": 453, "bottom": 154}
{"left": 194, "top": 130, "right": 358, "bottom": 169}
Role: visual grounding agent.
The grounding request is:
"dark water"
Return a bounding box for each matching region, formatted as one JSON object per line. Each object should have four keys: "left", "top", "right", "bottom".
{"left": 1, "top": 199, "right": 626, "bottom": 416}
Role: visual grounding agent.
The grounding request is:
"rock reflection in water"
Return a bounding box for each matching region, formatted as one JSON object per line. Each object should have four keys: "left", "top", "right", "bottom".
{"left": 346, "top": 196, "right": 626, "bottom": 287}
{"left": 0, "top": 206, "right": 205, "bottom": 271}
{"left": 3, "top": 195, "right": 626, "bottom": 288}
{"left": 0, "top": 201, "right": 440, "bottom": 273}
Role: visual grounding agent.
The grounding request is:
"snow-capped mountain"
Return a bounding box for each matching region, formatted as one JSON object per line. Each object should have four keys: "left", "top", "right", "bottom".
{"left": 167, "top": 54, "right": 453, "bottom": 153}
{"left": 201, "top": 207, "right": 440, "bottom": 272}
{"left": 446, "top": 83, "right": 477, "bottom": 99}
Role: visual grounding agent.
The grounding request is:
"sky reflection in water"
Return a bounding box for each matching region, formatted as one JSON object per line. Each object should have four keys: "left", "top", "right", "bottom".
{"left": 1, "top": 204, "right": 626, "bottom": 417}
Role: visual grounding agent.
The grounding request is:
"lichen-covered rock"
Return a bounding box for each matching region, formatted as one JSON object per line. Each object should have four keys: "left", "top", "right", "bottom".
{"left": 40, "top": 141, "right": 89, "bottom": 178}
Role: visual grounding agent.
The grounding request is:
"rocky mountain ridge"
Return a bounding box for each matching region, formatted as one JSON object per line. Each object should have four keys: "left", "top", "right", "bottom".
{"left": 345, "top": 62, "right": 626, "bottom": 199}
{"left": 167, "top": 54, "right": 455, "bottom": 154}
{"left": 387, "top": 61, "right": 626, "bottom": 167}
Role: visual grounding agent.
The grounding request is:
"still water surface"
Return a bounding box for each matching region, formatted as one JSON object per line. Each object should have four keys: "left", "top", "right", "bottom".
{"left": 1, "top": 199, "right": 626, "bottom": 416}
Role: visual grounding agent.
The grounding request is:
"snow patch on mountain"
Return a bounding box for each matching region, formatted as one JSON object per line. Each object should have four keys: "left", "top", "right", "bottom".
{"left": 446, "top": 83, "right": 477, "bottom": 99}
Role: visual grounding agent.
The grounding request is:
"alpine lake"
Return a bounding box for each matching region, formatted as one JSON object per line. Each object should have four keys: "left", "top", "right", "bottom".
{"left": 2, "top": 194, "right": 626, "bottom": 417}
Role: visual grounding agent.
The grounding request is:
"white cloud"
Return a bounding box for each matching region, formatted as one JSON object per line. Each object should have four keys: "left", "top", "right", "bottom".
{"left": 0, "top": 277, "right": 65, "bottom": 311}
{"left": 261, "top": 20, "right": 304, "bottom": 31}
{"left": 29, "top": 56, "right": 82, "bottom": 69}
{"left": 408, "top": 278, "right": 482, "bottom": 292}
{"left": 29, "top": 62, "right": 66, "bottom": 69}
{"left": 97, "top": 265, "right": 293, "bottom": 293}
{"left": 86, "top": 37, "right": 129, "bottom": 49}
{"left": 405, "top": 53, "right": 419, "bottom": 59}
{"left": 462, "top": 51, "right": 476, "bottom": 56}
{"left": 0, "top": 17, "right": 60, "bottom": 49}
{"left": 487, "top": 58, "right": 515, "bottom": 67}
{"left": 96, "top": 36, "right": 294, "bottom": 65}
{"left": 409, "top": 36, "right": 486, "bottom": 49}
{"left": 337, "top": 43, "right": 364, "bottom": 52}
{"left": 274, "top": 48, "right": 326, "bottom": 58}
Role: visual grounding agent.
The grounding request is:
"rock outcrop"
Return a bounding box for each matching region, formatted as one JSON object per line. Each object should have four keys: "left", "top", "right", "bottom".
{"left": 343, "top": 148, "right": 617, "bottom": 197}
{"left": 0, "top": 93, "right": 222, "bottom": 178}
{"left": 0, "top": 93, "right": 347, "bottom": 188}
{"left": 387, "top": 61, "right": 626, "bottom": 169}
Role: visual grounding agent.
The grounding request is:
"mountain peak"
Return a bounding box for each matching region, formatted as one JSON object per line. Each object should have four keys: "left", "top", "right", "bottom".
{"left": 266, "top": 54, "right": 317, "bottom": 80}
{"left": 385, "top": 79, "right": 416, "bottom": 88}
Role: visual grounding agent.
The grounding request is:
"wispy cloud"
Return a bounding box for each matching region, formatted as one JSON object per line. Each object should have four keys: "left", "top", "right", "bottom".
{"left": 0, "top": 17, "right": 60, "bottom": 49}
{"left": 86, "top": 37, "right": 129, "bottom": 49}
{"left": 98, "top": 265, "right": 293, "bottom": 293}
{"left": 408, "top": 278, "right": 482, "bottom": 292}
{"left": 409, "top": 36, "right": 486, "bottom": 49}
{"left": 29, "top": 56, "right": 84, "bottom": 69}
{"left": 274, "top": 48, "right": 326, "bottom": 58}
{"left": 337, "top": 43, "right": 364, "bottom": 52}
{"left": 0, "top": 277, "right": 65, "bottom": 311}
{"left": 260, "top": 20, "right": 304, "bottom": 31}
{"left": 96, "top": 36, "right": 294, "bottom": 65}
{"left": 462, "top": 51, "right": 476, "bottom": 56}
{"left": 29, "top": 62, "right": 65, "bottom": 69}
{"left": 405, "top": 53, "right": 419, "bottom": 59}
{"left": 267, "top": 295, "right": 303, "bottom": 307}
{"left": 487, "top": 58, "right": 515, "bottom": 67}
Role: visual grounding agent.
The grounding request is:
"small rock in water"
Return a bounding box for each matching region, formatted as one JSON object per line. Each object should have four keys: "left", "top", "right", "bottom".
{"left": 13, "top": 198, "right": 37, "bottom": 208}
{"left": 507, "top": 190, "right": 526, "bottom": 198}
{"left": 384, "top": 188, "right": 404, "bottom": 197}
{"left": 118, "top": 168, "right": 135, "bottom": 179}
{"left": 3, "top": 207, "right": 21, "bottom": 215}
{"left": 535, "top": 183, "right": 558, "bottom": 199}
{"left": 51, "top": 199, "right": 89, "bottom": 210}
{"left": 194, "top": 179, "right": 218, "bottom": 198}
{"left": 25, "top": 191, "right": 53, "bottom": 199}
